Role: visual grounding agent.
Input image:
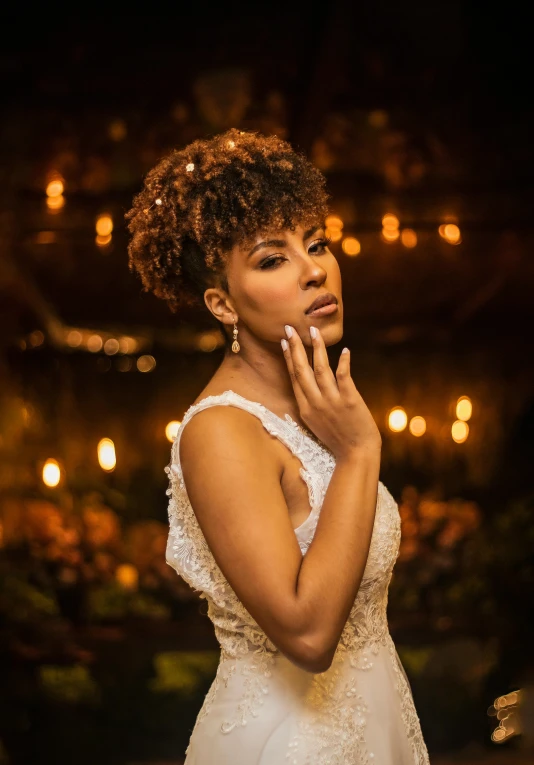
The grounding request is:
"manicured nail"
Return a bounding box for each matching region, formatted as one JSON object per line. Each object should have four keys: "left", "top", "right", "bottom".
{"left": 284, "top": 325, "right": 293, "bottom": 339}
{"left": 342, "top": 347, "right": 349, "bottom": 354}
{"left": 309, "top": 326, "right": 317, "bottom": 340}
{"left": 281, "top": 338, "right": 288, "bottom": 351}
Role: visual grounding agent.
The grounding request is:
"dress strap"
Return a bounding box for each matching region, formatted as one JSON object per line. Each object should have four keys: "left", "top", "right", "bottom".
{"left": 168, "top": 390, "right": 334, "bottom": 540}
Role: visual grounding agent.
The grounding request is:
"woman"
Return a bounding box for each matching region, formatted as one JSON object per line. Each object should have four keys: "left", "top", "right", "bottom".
{"left": 126, "top": 129, "right": 430, "bottom": 764}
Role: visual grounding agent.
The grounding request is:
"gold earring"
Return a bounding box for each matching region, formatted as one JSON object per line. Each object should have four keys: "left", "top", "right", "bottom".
{"left": 232, "top": 321, "right": 240, "bottom": 353}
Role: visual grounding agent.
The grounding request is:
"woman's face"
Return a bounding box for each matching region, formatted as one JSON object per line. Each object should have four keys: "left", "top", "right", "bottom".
{"left": 221, "top": 220, "right": 343, "bottom": 348}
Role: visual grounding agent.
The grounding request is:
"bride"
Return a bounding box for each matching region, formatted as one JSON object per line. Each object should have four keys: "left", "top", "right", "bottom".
{"left": 126, "top": 128, "right": 431, "bottom": 764}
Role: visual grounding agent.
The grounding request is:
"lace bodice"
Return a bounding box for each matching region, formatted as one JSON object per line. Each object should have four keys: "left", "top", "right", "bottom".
{"left": 165, "top": 390, "right": 429, "bottom": 764}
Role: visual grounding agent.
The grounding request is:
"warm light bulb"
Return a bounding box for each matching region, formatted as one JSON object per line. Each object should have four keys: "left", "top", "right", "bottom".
{"left": 381, "top": 228, "right": 400, "bottom": 242}
{"left": 401, "top": 229, "right": 417, "bottom": 248}
{"left": 456, "top": 396, "right": 472, "bottom": 421}
{"left": 165, "top": 420, "right": 181, "bottom": 442}
{"left": 96, "top": 214, "right": 113, "bottom": 237}
{"left": 439, "top": 222, "right": 462, "bottom": 244}
{"left": 98, "top": 438, "right": 116, "bottom": 471}
{"left": 46, "top": 179, "right": 64, "bottom": 198}
{"left": 388, "top": 407, "right": 408, "bottom": 432}
{"left": 325, "top": 227, "right": 343, "bottom": 242}
{"left": 409, "top": 416, "right": 426, "bottom": 436}
{"left": 382, "top": 213, "right": 399, "bottom": 230}
{"left": 452, "top": 420, "right": 469, "bottom": 443}
{"left": 137, "top": 355, "right": 156, "bottom": 372}
{"left": 325, "top": 214, "right": 344, "bottom": 229}
{"left": 43, "top": 458, "right": 61, "bottom": 487}
{"left": 342, "top": 237, "right": 361, "bottom": 256}
{"left": 47, "top": 195, "right": 65, "bottom": 211}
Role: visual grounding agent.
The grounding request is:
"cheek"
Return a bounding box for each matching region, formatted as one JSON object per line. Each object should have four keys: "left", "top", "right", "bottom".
{"left": 240, "top": 273, "right": 294, "bottom": 314}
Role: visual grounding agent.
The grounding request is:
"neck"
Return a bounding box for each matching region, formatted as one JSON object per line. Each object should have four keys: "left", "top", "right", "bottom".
{"left": 216, "top": 337, "right": 314, "bottom": 417}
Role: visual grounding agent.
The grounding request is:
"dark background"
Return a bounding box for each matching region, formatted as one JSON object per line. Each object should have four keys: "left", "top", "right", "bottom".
{"left": 1, "top": 3, "right": 533, "bottom": 763}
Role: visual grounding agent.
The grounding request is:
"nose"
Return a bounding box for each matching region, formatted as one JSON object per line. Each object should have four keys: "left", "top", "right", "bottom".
{"left": 300, "top": 255, "right": 327, "bottom": 289}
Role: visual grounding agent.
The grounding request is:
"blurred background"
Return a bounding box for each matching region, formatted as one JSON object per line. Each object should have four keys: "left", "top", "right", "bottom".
{"left": 1, "top": 3, "right": 533, "bottom": 764}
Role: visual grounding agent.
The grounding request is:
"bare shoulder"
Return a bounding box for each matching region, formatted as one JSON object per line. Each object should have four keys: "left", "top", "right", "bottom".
{"left": 179, "top": 404, "right": 282, "bottom": 476}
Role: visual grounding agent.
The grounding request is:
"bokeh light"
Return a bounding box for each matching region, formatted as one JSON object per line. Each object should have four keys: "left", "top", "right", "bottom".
{"left": 439, "top": 223, "right": 462, "bottom": 244}
{"left": 401, "top": 229, "right": 418, "bottom": 248}
{"left": 165, "top": 420, "right": 181, "bottom": 442}
{"left": 382, "top": 228, "right": 400, "bottom": 242}
{"left": 98, "top": 438, "right": 116, "bottom": 471}
{"left": 46, "top": 179, "right": 64, "bottom": 198}
{"left": 342, "top": 237, "right": 361, "bottom": 256}
{"left": 66, "top": 330, "right": 83, "bottom": 347}
{"left": 87, "top": 335, "right": 103, "bottom": 353}
{"left": 388, "top": 407, "right": 408, "bottom": 432}
{"left": 116, "top": 564, "right": 138, "bottom": 590}
{"left": 96, "top": 214, "right": 113, "bottom": 237}
{"left": 452, "top": 420, "right": 469, "bottom": 443}
{"left": 42, "top": 458, "right": 61, "bottom": 487}
{"left": 382, "top": 213, "right": 399, "bottom": 230}
{"left": 456, "top": 396, "right": 472, "bottom": 421}
{"left": 409, "top": 416, "right": 427, "bottom": 436}
{"left": 137, "top": 355, "right": 156, "bottom": 372}
{"left": 104, "top": 338, "right": 120, "bottom": 355}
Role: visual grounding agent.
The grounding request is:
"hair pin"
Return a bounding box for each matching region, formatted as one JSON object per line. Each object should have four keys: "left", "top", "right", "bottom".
{"left": 144, "top": 198, "right": 162, "bottom": 214}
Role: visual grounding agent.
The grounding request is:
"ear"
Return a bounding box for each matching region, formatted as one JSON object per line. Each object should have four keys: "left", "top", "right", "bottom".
{"left": 204, "top": 287, "right": 236, "bottom": 327}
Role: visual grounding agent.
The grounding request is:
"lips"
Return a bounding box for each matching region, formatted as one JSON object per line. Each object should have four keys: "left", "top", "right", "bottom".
{"left": 305, "top": 292, "right": 338, "bottom": 314}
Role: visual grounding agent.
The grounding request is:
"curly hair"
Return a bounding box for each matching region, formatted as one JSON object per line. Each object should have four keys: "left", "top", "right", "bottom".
{"left": 125, "top": 128, "right": 331, "bottom": 342}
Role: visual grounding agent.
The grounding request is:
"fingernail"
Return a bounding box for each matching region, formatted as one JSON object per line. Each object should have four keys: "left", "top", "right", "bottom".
{"left": 342, "top": 347, "right": 349, "bottom": 354}
{"left": 281, "top": 338, "right": 288, "bottom": 351}
{"left": 284, "top": 325, "right": 293, "bottom": 339}
{"left": 309, "top": 326, "right": 317, "bottom": 339}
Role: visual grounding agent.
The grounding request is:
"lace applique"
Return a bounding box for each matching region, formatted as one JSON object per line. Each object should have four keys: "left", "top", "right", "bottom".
{"left": 164, "top": 390, "right": 429, "bottom": 762}
{"left": 386, "top": 635, "right": 431, "bottom": 764}
{"left": 165, "top": 390, "right": 333, "bottom": 739}
{"left": 285, "top": 645, "right": 373, "bottom": 764}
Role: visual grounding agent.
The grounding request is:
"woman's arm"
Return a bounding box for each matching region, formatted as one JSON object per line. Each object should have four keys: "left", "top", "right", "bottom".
{"left": 179, "top": 405, "right": 380, "bottom": 674}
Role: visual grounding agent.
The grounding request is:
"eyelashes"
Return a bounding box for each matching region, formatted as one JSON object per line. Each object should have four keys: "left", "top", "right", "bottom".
{"left": 259, "top": 237, "right": 332, "bottom": 270}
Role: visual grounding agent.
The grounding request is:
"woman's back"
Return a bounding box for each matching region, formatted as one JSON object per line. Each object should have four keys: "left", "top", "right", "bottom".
{"left": 165, "top": 390, "right": 430, "bottom": 764}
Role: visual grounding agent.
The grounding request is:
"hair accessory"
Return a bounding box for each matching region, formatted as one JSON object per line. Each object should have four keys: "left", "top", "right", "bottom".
{"left": 231, "top": 321, "right": 240, "bottom": 353}
{"left": 186, "top": 163, "right": 195, "bottom": 172}
{"left": 144, "top": 197, "right": 163, "bottom": 214}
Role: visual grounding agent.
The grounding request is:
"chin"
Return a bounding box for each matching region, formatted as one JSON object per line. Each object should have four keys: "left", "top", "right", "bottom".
{"left": 303, "top": 317, "right": 343, "bottom": 346}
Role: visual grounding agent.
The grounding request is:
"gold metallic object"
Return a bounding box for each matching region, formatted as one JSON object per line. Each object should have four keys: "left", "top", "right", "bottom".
{"left": 231, "top": 322, "right": 240, "bottom": 353}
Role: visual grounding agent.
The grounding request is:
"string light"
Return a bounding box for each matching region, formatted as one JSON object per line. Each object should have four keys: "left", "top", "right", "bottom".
{"left": 98, "top": 438, "right": 116, "bottom": 471}
{"left": 325, "top": 214, "right": 343, "bottom": 243}
{"left": 381, "top": 212, "right": 400, "bottom": 243}
{"left": 165, "top": 421, "right": 181, "bottom": 442}
{"left": 451, "top": 420, "right": 469, "bottom": 443}
{"left": 409, "top": 416, "right": 426, "bottom": 436}
{"left": 342, "top": 237, "right": 361, "bottom": 256}
{"left": 388, "top": 407, "right": 408, "bottom": 432}
{"left": 137, "top": 355, "right": 156, "bottom": 372}
{"left": 456, "top": 396, "right": 472, "bottom": 421}
{"left": 401, "top": 229, "right": 417, "bottom": 248}
{"left": 42, "top": 458, "right": 61, "bottom": 487}
{"left": 439, "top": 223, "right": 462, "bottom": 245}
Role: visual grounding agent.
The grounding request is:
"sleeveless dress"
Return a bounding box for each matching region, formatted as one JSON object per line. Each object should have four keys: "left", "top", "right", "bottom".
{"left": 164, "top": 389, "right": 431, "bottom": 764}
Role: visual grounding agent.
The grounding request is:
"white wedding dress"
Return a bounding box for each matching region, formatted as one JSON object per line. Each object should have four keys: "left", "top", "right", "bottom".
{"left": 165, "top": 389, "right": 431, "bottom": 764}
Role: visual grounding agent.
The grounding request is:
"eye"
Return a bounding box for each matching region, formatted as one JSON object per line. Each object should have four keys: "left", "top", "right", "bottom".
{"left": 308, "top": 236, "right": 332, "bottom": 254}
{"left": 259, "top": 256, "right": 285, "bottom": 270}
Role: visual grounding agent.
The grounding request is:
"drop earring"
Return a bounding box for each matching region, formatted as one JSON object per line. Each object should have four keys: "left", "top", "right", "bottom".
{"left": 232, "top": 321, "right": 240, "bottom": 353}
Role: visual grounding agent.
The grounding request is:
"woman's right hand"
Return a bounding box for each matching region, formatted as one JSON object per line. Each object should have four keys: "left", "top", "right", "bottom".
{"left": 281, "top": 325, "right": 382, "bottom": 460}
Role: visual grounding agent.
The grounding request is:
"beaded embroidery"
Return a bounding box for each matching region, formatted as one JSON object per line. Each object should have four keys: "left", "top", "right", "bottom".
{"left": 164, "top": 389, "right": 430, "bottom": 763}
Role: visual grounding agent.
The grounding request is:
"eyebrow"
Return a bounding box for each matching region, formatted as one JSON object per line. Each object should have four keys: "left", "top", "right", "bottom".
{"left": 247, "top": 224, "right": 323, "bottom": 259}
